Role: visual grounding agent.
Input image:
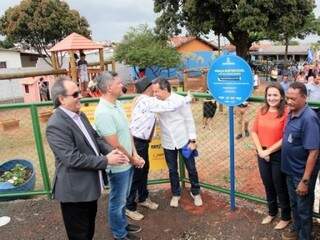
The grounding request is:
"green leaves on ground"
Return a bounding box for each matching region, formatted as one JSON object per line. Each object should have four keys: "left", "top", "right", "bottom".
{"left": 0, "top": 164, "right": 31, "bottom": 186}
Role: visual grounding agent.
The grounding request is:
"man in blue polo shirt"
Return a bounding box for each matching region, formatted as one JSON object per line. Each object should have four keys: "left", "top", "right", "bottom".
{"left": 281, "top": 82, "right": 320, "bottom": 240}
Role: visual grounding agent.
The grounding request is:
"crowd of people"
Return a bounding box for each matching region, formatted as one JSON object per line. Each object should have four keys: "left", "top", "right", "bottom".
{"left": 43, "top": 63, "right": 320, "bottom": 240}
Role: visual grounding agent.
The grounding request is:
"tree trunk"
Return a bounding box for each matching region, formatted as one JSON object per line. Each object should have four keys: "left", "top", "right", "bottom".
{"left": 284, "top": 36, "right": 289, "bottom": 67}
{"left": 232, "top": 32, "right": 251, "bottom": 61}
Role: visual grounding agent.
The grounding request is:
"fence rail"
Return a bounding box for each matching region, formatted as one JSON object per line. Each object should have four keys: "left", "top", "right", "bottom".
{"left": 0, "top": 93, "right": 319, "bottom": 218}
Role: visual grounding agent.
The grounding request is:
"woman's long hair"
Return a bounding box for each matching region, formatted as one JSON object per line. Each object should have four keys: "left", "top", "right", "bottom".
{"left": 261, "top": 83, "right": 286, "bottom": 118}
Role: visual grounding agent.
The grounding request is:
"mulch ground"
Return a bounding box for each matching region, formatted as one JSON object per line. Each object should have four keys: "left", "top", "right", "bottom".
{"left": 1, "top": 188, "right": 320, "bottom": 240}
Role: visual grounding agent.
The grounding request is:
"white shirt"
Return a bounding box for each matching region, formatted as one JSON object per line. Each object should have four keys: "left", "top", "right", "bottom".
{"left": 130, "top": 94, "right": 191, "bottom": 140}
{"left": 157, "top": 93, "right": 196, "bottom": 150}
{"left": 306, "top": 82, "right": 320, "bottom": 102}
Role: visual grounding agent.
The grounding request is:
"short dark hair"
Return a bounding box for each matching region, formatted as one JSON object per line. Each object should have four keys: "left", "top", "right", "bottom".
{"left": 289, "top": 81, "right": 307, "bottom": 96}
{"left": 152, "top": 77, "right": 171, "bottom": 93}
{"left": 51, "top": 76, "right": 70, "bottom": 108}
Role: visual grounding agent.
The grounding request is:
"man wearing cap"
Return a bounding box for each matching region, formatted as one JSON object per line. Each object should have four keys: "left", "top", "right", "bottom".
{"left": 152, "top": 77, "right": 202, "bottom": 208}
{"left": 126, "top": 77, "right": 192, "bottom": 220}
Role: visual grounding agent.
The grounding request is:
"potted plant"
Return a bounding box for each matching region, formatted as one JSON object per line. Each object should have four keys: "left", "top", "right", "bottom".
{"left": 0, "top": 159, "right": 36, "bottom": 198}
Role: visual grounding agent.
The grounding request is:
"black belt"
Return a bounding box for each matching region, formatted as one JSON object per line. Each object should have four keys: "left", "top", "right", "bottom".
{"left": 133, "top": 136, "right": 150, "bottom": 143}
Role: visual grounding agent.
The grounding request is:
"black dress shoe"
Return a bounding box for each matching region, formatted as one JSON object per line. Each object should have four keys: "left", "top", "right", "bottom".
{"left": 126, "top": 224, "right": 142, "bottom": 233}
{"left": 114, "top": 232, "right": 142, "bottom": 240}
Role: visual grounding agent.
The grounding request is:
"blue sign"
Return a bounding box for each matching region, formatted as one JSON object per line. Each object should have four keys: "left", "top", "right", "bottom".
{"left": 207, "top": 54, "right": 253, "bottom": 106}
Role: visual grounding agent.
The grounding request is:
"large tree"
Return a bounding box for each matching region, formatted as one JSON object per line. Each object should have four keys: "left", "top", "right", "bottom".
{"left": 154, "top": 0, "right": 317, "bottom": 59}
{"left": 266, "top": 2, "right": 319, "bottom": 63}
{"left": 0, "top": 0, "right": 91, "bottom": 66}
{"left": 114, "top": 25, "right": 181, "bottom": 78}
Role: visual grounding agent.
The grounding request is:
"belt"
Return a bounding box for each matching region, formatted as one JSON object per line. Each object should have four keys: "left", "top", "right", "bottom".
{"left": 133, "top": 136, "right": 150, "bottom": 143}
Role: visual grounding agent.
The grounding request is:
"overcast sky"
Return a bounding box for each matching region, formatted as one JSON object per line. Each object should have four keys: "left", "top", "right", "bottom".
{"left": 0, "top": 0, "right": 320, "bottom": 43}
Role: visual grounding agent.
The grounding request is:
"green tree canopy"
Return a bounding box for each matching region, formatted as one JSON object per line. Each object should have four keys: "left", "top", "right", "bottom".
{"left": 265, "top": 2, "right": 319, "bottom": 63}
{"left": 154, "top": 0, "right": 317, "bottom": 59}
{"left": 0, "top": 0, "right": 91, "bottom": 65}
{"left": 0, "top": 37, "right": 14, "bottom": 49}
{"left": 114, "top": 25, "right": 181, "bottom": 77}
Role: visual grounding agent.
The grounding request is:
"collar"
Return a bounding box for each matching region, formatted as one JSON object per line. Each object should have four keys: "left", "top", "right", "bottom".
{"left": 59, "top": 106, "right": 80, "bottom": 120}
{"left": 290, "top": 105, "right": 307, "bottom": 119}
{"left": 99, "top": 97, "right": 119, "bottom": 108}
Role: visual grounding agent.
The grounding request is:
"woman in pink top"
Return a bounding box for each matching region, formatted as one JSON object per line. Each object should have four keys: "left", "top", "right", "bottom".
{"left": 251, "top": 83, "right": 291, "bottom": 230}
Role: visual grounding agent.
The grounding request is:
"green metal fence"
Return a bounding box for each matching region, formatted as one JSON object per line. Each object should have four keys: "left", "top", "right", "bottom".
{"left": 0, "top": 93, "right": 319, "bottom": 217}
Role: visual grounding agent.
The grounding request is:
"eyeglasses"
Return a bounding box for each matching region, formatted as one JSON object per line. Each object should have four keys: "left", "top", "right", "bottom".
{"left": 64, "top": 91, "right": 81, "bottom": 98}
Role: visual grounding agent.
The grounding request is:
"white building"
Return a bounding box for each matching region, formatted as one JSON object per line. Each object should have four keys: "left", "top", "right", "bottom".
{"left": 0, "top": 49, "right": 47, "bottom": 102}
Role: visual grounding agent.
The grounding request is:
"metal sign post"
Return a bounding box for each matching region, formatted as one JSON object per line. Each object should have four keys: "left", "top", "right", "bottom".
{"left": 207, "top": 54, "right": 253, "bottom": 210}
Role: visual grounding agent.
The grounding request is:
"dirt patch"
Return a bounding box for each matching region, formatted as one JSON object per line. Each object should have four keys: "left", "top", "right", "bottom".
{"left": 1, "top": 189, "right": 320, "bottom": 240}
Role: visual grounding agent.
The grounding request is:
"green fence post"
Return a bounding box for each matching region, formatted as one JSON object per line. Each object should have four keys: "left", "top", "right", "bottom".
{"left": 30, "top": 105, "right": 51, "bottom": 198}
{"left": 178, "top": 153, "right": 186, "bottom": 188}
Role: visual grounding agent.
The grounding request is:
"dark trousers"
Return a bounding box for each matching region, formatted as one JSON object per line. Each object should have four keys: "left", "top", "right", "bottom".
{"left": 60, "top": 200, "right": 97, "bottom": 240}
{"left": 164, "top": 148, "right": 200, "bottom": 196}
{"left": 126, "top": 137, "right": 150, "bottom": 211}
{"left": 257, "top": 150, "right": 291, "bottom": 220}
{"left": 287, "top": 173, "right": 318, "bottom": 240}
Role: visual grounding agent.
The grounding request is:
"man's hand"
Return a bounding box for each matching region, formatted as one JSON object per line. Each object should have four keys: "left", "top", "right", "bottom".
{"left": 105, "top": 149, "right": 129, "bottom": 165}
{"left": 188, "top": 142, "right": 197, "bottom": 150}
{"left": 296, "top": 180, "right": 309, "bottom": 196}
{"left": 132, "top": 154, "right": 145, "bottom": 168}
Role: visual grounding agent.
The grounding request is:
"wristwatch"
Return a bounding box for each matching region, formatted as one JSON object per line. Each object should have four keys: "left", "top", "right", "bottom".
{"left": 302, "top": 179, "right": 309, "bottom": 186}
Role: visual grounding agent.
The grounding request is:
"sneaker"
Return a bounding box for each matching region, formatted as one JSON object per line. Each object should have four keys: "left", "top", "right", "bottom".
{"left": 274, "top": 220, "right": 290, "bottom": 230}
{"left": 245, "top": 130, "right": 250, "bottom": 137}
{"left": 114, "top": 232, "right": 142, "bottom": 240}
{"left": 281, "top": 228, "right": 297, "bottom": 240}
{"left": 126, "top": 224, "right": 142, "bottom": 233}
{"left": 140, "top": 198, "right": 159, "bottom": 210}
{"left": 125, "top": 209, "right": 144, "bottom": 221}
{"left": 236, "top": 134, "right": 243, "bottom": 140}
{"left": 170, "top": 196, "right": 181, "bottom": 208}
{"left": 0, "top": 216, "right": 10, "bottom": 227}
{"left": 190, "top": 193, "right": 203, "bottom": 207}
{"left": 261, "top": 215, "right": 275, "bottom": 225}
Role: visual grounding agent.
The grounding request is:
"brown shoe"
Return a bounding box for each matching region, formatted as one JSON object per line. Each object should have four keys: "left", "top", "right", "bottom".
{"left": 274, "top": 220, "right": 290, "bottom": 230}
{"left": 281, "top": 228, "right": 297, "bottom": 240}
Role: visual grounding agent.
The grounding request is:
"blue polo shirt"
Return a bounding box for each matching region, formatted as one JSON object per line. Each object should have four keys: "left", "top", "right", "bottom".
{"left": 281, "top": 105, "right": 320, "bottom": 177}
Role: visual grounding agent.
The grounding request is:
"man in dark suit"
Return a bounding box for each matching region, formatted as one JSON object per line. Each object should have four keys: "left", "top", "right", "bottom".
{"left": 46, "top": 76, "right": 129, "bottom": 240}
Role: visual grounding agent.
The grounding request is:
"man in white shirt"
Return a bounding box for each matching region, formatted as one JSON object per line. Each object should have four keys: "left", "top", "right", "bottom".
{"left": 126, "top": 77, "right": 192, "bottom": 220}
{"left": 306, "top": 74, "right": 320, "bottom": 118}
{"left": 152, "top": 78, "right": 202, "bottom": 208}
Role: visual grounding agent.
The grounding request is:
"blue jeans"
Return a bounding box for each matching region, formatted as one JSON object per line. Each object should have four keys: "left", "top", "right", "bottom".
{"left": 287, "top": 173, "right": 317, "bottom": 240}
{"left": 164, "top": 148, "right": 200, "bottom": 196}
{"left": 107, "top": 167, "right": 133, "bottom": 239}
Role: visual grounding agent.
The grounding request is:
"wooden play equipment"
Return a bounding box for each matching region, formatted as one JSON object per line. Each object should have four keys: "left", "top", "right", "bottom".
{"left": 49, "top": 32, "right": 116, "bottom": 96}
